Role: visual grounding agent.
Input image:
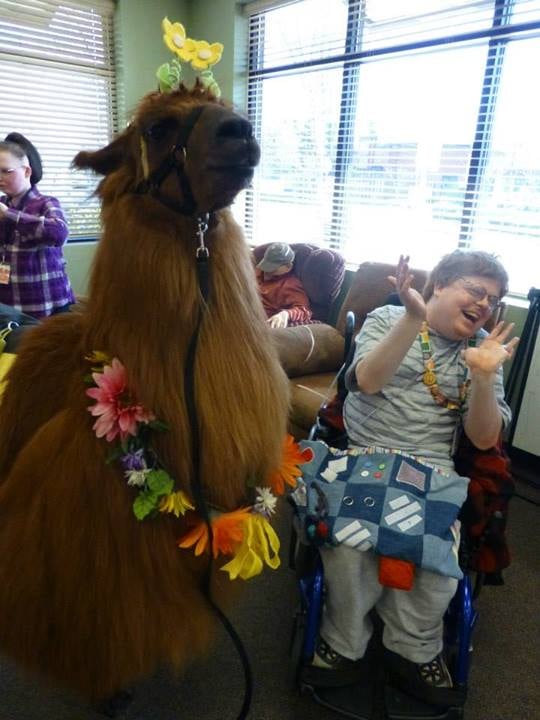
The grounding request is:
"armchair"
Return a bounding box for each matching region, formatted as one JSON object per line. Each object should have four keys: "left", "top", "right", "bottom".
{"left": 275, "top": 261, "right": 429, "bottom": 438}
{"left": 252, "top": 242, "right": 345, "bottom": 324}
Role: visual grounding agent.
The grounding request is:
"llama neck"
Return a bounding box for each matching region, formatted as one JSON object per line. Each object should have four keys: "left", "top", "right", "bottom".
{"left": 83, "top": 203, "right": 263, "bottom": 394}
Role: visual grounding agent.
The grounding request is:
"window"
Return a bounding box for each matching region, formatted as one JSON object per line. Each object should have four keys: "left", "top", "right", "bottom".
{"left": 0, "top": 0, "right": 117, "bottom": 239}
{"left": 245, "top": 0, "right": 540, "bottom": 295}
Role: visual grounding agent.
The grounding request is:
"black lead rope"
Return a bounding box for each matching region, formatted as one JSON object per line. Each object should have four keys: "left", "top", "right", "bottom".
{"left": 183, "top": 221, "right": 253, "bottom": 720}
{"left": 135, "top": 104, "right": 254, "bottom": 713}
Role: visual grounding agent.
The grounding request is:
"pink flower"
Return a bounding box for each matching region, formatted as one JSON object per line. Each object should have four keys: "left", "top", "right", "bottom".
{"left": 86, "top": 358, "right": 155, "bottom": 442}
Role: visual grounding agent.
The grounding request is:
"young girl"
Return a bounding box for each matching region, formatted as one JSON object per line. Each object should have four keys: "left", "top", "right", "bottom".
{"left": 0, "top": 133, "right": 74, "bottom": 317}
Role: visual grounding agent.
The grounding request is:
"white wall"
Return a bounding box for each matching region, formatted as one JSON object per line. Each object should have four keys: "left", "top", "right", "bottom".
{"left": 64, "top": 242, "right": 97, "bottom": 298}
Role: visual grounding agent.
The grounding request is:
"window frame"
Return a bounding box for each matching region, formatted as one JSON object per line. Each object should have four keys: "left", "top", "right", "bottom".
{"left": 245, "top": 0, "right": 540, "bottom": 297}
{"left": 0, "top": 0, "right": 117, "bottom": 242}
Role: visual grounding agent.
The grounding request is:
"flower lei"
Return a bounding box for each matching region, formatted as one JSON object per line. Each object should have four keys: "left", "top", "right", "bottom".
{"left": 85, "top": 353, "right": 312, "bottom": 580}
{"left": 157, "top": 17, "right": 224, "bottom": 97}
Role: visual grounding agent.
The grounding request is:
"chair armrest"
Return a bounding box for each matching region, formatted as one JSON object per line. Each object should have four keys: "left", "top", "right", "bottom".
{"left": 271, "top": 324, "right": 345, "bottom": 378}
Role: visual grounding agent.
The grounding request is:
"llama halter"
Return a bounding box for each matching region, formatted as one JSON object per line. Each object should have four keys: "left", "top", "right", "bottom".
{"left": 85, "top": 352, "right": 312, "bottom": 580}
{"left": 135, "top": 104, "right": 207, "bottom": 216}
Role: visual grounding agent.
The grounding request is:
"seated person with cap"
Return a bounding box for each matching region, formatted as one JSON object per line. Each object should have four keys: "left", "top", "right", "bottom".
{"left": 255, "top": 242, "right": 313, "bottom": 328}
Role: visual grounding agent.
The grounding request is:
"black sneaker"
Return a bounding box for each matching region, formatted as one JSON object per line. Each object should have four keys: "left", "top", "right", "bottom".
{"left": 418, "top": 655, "right": 453, "bottom": 688}
{"left": 300, "top": 638, "right": 366, "bottom": 688}
{"left": 384, "top": 650, "right": 467, "bottom": 707}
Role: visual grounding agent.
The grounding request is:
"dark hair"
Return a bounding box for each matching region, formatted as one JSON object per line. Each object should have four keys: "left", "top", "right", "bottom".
{"left": 423, "top": 250, "right": 509, "bottom": 301}
{"left": 2, "top": 132, "right": 42, "bottom": 185}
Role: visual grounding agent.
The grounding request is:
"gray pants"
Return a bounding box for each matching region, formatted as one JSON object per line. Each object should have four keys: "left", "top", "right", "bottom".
{"left": 320, "top": 545, "right": 458, "bottom": 664}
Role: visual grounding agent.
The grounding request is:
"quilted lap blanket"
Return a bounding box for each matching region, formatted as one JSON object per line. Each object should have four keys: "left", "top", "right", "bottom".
{"left": 291, "top": 440, "right": 469, "bottom": 579}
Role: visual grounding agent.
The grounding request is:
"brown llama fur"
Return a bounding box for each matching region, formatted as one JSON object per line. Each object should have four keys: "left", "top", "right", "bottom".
{"left": 0, "top": 85, "right": 289, "bottom": 701}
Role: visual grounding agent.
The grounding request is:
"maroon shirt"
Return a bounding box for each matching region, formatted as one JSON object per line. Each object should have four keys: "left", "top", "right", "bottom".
{"left": 256, "top": 269, "right": 312, "bottom": 324}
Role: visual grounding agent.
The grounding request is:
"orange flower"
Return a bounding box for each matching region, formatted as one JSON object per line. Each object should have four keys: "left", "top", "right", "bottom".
{"left": 212, "top": 507, "right": 252, "bottom": 556}
{"left": 177, "top": 516, "right": 209, "bottom": 556}
{"left": 268, "top": 434, "right": 313, "bottom": 495}
{"left": 177, "top": 507, "right": 252, "bottom": 558}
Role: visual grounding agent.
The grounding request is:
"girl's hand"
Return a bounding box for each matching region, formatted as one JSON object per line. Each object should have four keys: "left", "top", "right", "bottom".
{"left": 463, "top": 321, "right": 519, "bottom": 376}
{"left": 387, "top": 254, "right": 426, "bottom": 321}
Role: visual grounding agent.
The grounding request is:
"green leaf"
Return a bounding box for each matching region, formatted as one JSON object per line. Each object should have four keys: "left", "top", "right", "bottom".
{"left": 148, "top": 419, "right": 169, "bottom": 432}
{"left": 198, "top": 70, "right": 221, "bottom": 97}
{"left": 133, "top": 491, "right": 159, "bottom": 520}
{"left": 105, "top": 446, "right": 124, "bottom": 465}
{"left": 171, "top": 57, "right": 183, "bottom": 73}
{"left": 146, "top": 469, "right": 174, "bottom": 497}
{"left": 245, "top": 474, "right": 259, "bottom": 488}
{"left": 156, "top": 63, "right": 180, "bottom": 92}
{"left": 156, "top": 62, "right": 172, "bottom": 83}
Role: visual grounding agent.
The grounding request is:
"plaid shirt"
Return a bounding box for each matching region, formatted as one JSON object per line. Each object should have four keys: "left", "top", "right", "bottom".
{"left": 0, "top": 187, "right": 75, "bottom": 317}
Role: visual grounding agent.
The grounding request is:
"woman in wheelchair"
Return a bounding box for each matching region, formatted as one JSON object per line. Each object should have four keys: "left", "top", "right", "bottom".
{"left": 298, "top": 250, "right": 518, "bottom": 711}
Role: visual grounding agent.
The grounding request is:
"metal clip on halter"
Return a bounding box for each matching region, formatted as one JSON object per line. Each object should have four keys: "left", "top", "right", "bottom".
{"left": 196, "top": 213, "right": 210, "bottom": 259}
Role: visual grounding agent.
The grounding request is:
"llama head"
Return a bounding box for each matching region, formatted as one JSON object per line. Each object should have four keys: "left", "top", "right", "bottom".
{"left": 73, "top": 83, "right": 260, "bottom": 215}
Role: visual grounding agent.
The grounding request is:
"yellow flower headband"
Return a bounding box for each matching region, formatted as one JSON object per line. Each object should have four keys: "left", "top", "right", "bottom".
{"left": 157, "top": 18, "right": 224, "bottom": 97}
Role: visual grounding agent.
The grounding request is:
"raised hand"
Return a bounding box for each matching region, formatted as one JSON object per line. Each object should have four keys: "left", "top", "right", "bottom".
{"left": 387, "top": 254, "right": 426, "bottom": 321}
{"left": 463, "top": 321, "right": 519, "bottom": 376}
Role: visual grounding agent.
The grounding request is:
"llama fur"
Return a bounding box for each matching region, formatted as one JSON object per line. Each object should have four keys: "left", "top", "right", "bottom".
{"left": 0, "top": 85, "right": 289, "bottom": 700}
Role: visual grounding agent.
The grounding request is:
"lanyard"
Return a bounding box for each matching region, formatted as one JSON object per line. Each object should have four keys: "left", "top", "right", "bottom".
{"left": 0, "top": 321, "right": 18, "bottom": 354}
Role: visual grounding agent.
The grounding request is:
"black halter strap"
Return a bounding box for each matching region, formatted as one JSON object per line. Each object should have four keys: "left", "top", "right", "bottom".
{"left": 135, "top": 105, "right": 206, "bottom": 216}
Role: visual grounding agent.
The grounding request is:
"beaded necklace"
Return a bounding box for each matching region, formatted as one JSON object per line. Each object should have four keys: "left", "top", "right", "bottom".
{"left": 418, "top": 321, "right": 475, "bottom": 410}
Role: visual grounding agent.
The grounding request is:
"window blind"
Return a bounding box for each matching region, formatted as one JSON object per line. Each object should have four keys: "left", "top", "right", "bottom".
{"left": 246, "top": 0, "right": 540, "bottom": 296}
{"left": 0, "top": 0, "right": 117, "bottom": 239}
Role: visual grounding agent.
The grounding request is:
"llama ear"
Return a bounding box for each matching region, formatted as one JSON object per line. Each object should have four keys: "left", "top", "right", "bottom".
{"left": 72, "top": 128, "right": 134, "bottom": 176}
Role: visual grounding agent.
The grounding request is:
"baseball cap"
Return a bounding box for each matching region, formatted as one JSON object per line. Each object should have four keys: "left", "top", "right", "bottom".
{"left": 256, "top": 242, "right": 295, "bottom": 272}
{"left": 4, "top": 132, "right": 43, "bottom": 185}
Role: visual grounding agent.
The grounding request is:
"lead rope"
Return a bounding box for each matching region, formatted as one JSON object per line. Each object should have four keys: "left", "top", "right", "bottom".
{"left": 184, "top": 213, "right": 253, "bottom": 720}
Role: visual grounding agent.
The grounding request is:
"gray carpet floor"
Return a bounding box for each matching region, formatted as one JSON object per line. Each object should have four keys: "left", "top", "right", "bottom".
{"left": 0, "top": 492, "right": 538, "bottom": 720}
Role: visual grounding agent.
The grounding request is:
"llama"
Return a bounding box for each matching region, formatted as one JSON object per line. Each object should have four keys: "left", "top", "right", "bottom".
{"left": 0, "top": 84, "right": 290, "bottom": 702}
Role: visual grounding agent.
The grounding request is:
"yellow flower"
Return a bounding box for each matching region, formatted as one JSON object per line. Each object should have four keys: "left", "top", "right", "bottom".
{"left": 162, "top": 17, "right": 195, "bottom": 62}
{"left": 0, "top": 352, "right": 16, "bottom": 402}
{"left": 220, "top": 514, "right": 280, "bottom": 580}
{"left": 159, "top": 491, "right": 194, "bottom": 518}
{"left": 85, "top": 350, "right": 111, "bottom": 365}
{"left": 190, "top": 40, "right": 224, "bottom": 70}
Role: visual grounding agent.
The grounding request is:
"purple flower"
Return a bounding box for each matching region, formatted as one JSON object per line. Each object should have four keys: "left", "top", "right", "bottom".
{"left": 120, "top": 448, "right": 147, "bottom": 472}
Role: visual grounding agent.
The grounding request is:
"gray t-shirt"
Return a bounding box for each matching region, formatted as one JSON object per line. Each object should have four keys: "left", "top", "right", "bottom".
{"left": 343, "top": 305, "right": 511, "bottom": 471}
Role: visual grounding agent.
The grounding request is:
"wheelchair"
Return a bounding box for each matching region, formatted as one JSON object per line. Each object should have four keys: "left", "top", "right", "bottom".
{"left": 287, "top": 312, "right": 484, "bottom": 720}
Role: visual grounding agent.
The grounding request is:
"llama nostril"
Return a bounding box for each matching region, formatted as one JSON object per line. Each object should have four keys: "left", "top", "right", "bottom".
{"left": 217, "top": 117, "right": 253, "bottom": 140}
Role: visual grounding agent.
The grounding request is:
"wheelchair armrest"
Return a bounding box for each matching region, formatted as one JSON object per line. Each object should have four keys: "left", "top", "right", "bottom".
{"left": 343, "top": 310, "right": 355, "bottom": 360}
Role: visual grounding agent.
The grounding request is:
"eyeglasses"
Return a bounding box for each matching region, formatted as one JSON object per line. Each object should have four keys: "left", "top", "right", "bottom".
{"left": 0, "top": 166, "right": 24, "bottom": 177}
{"left": 459, "top": 279, "right": 502, "bottom": 312}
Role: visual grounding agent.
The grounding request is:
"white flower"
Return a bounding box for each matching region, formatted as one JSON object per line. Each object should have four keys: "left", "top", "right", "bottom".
{"left": 254, "top": 486, "right": 278, "bottom": 517}
{"left": 125, "top": 468, "right": 151, "bottom": 487}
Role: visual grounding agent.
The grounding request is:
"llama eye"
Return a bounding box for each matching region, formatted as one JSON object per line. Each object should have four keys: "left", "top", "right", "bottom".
{"left": 143, "top": 118, "right": 176, "bottom": 142}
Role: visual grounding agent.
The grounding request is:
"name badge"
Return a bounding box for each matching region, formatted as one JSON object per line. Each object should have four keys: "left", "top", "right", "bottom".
{"left": 0, "top": 262, "right": 10, "bottom": 285}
